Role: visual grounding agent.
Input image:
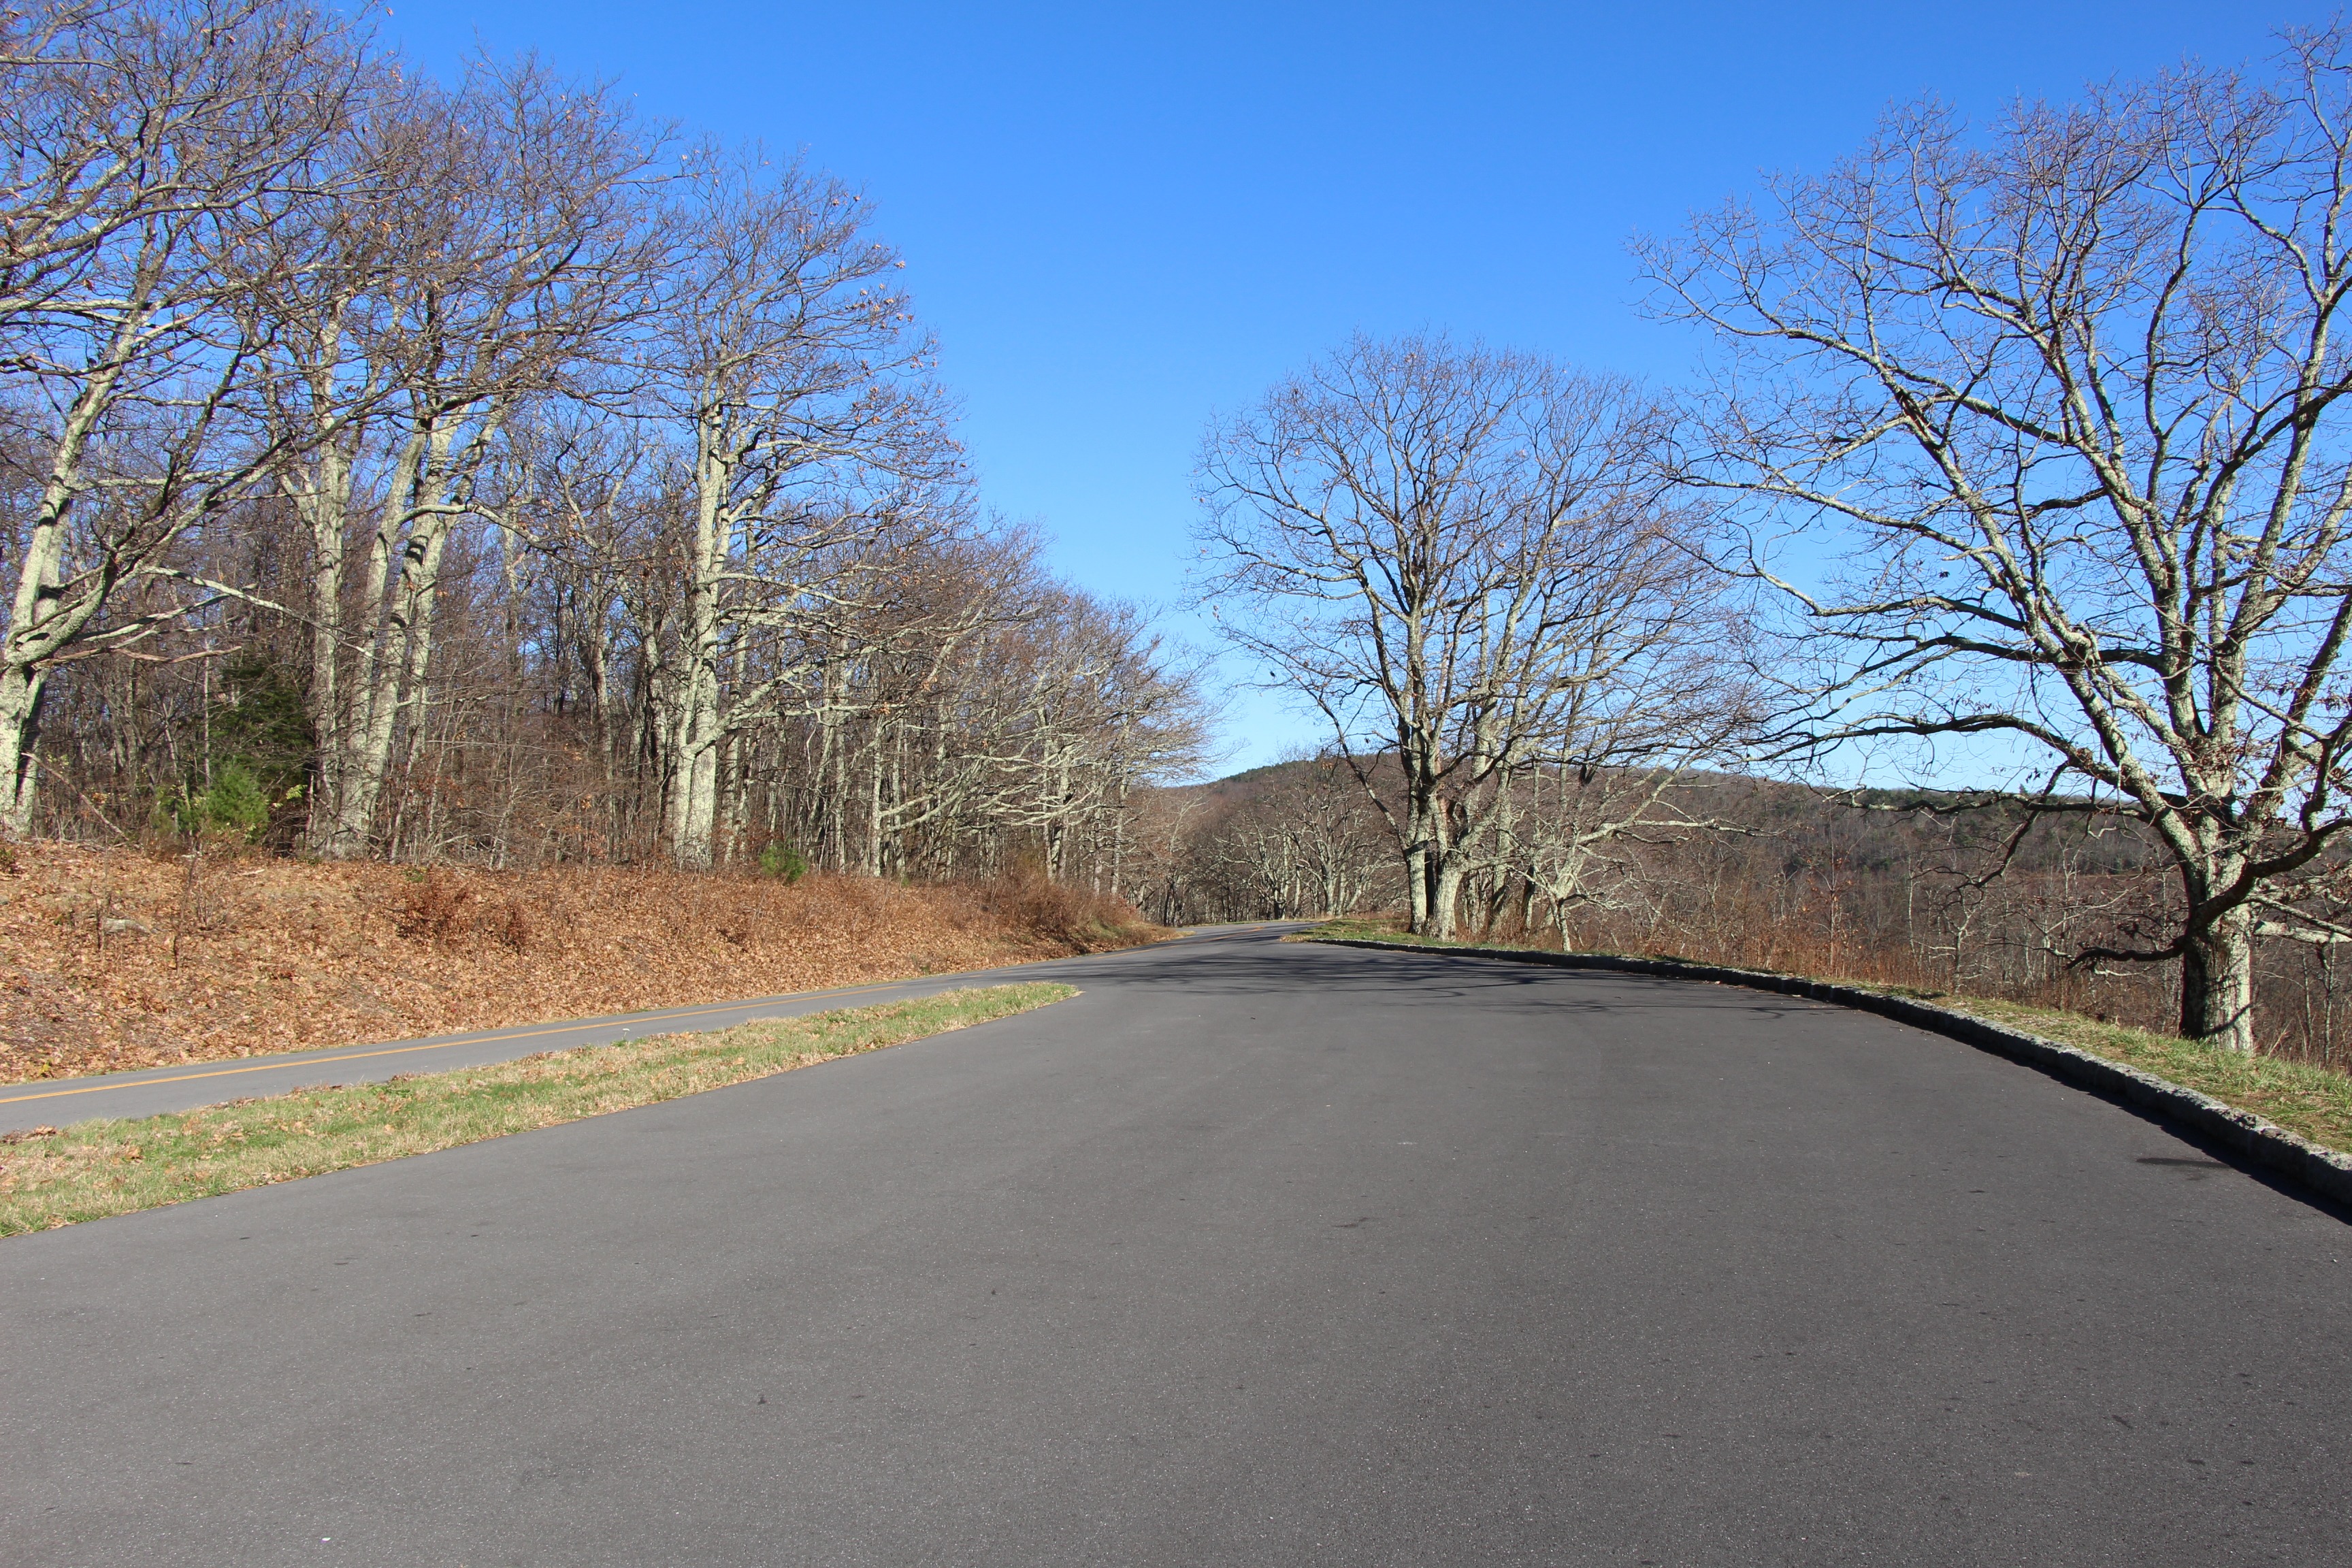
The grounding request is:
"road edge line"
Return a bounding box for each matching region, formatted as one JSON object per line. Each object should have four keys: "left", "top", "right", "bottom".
{"left": 1313, "top": 935, "right": 2352, "bottom": 1209}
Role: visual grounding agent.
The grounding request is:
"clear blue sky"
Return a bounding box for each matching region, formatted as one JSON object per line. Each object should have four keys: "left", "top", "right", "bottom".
{"left": 374, "top": 0, "right": 2328, "bottom": 777}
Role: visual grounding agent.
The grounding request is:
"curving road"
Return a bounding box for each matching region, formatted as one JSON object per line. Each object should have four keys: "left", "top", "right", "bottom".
{"left": 3, "top": 928, "right": 2348, "bottom": 1566}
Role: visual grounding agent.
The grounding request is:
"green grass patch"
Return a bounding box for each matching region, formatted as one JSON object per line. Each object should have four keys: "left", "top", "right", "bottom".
{"left": 0, "top": 983, "right": 1074, "bottom": 1237}
{"left": 1917, "top": 992, "right": 2352, "bottom": 1156}
{"left": 1301, "top": 914, "right": 1421, "bottom": 944}
{"left": 1301, "top": 920, "right": 2352, "bottom": 1157}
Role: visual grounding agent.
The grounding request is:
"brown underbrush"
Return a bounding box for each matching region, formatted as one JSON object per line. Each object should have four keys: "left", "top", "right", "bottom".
{"left": 0, "top": 843, "right": 1166, "bottom": 1083}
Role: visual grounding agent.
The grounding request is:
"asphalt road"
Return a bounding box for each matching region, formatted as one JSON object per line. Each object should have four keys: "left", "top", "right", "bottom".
{"left": 4, "top": 930, "right": 2348, "bottom": 1567}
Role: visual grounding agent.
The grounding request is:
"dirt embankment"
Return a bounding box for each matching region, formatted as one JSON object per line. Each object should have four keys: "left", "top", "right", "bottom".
{"left": 0, "top": 844, "right": 1162, "bottom": 1084}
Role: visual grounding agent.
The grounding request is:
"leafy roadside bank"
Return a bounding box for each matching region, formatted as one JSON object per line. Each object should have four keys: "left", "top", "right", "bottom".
{"left": 0, "top": 983, "right": 1073, "bottom": 1237}
{"left": 1299, "top": 919, "right": 2352, "bottom": 1157}
{"left": 0, "top": 841, "right": 1160, "bottom": 1084}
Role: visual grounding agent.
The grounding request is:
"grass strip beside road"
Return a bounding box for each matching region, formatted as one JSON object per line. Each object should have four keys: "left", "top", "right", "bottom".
{"left": 1301, "top": 921, "right": 2352, "bottom": 1157}
{"left": 0, "top": 983, "right": 1074, "bottom": 1237}
{"left": 1929, "top": 992, "right": 2352, "bottom": 1157}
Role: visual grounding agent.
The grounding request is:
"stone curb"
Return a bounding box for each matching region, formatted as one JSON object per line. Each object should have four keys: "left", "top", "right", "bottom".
{"left": 1313, "top": 935, "right": 2352, "bottom": 1210}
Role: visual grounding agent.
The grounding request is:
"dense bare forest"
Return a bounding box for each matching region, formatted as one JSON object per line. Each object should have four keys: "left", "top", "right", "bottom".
{"left": 1, "top": 0, "right": 1205, "bottom": 890}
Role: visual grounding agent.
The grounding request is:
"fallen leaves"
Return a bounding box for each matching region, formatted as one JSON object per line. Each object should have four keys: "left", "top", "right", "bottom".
{"left": 1, "top": 845, "right": 1162, "bottom": 1085}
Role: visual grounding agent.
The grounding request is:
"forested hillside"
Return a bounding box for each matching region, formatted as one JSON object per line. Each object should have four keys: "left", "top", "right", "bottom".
{"left": 1136, "top": 756, "right": 2352, "bottom": 1069}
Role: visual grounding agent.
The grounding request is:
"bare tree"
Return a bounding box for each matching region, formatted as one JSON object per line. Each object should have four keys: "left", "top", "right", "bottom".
{"left": 267, "top": 59, "right": 655, "bottom": 857}
{"left": 1642, "top": 31, "right": 2352, "bottom": 1052}
{"left": 0, "top": 0, "right": 363, "bottom": 834}
{"left": 0, "top": 7, "right": 1207, "bottom": 903}
{"left": 644, "top": 151, "right": 951, "bottom": 869}
{"left": 1196, "top": 333, "right": 1748, "bottom": 938}
{"left": 494, "top": 402, "right": 655, "bottom": 847}
{"left": 1501, "top": 765, "right": 1737, "bottom": 948}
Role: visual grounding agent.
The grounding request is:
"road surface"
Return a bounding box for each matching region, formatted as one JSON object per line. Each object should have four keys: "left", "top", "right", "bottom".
{"left": 3, "top": 929, "right": 2347, "bottom": 1565}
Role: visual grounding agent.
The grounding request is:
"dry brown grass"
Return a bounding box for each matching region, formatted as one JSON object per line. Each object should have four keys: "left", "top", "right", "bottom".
{"left": 0, "top": 843, "right": 1163, "bottom": 1084}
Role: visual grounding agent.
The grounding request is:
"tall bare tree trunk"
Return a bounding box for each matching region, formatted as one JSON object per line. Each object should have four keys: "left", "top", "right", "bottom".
{"left": 327, "top": 419, "right": 457, "bottom": 856}
{"left": 293, "top": 436, "right": 353, "bottom": 851}
{"left": 0, "top": 369, "right": 127, "bottom": 835}
{"left": 2182, "top": 893, "right": 2257, "bottom": 1055}
{"left": 666, "top": 419, "right": 730, "bottom": 870}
